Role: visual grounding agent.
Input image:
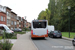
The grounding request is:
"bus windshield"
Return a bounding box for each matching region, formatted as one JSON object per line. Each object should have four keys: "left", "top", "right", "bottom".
{"left": 33, "top": 22, "right": 47, "bottom": 28}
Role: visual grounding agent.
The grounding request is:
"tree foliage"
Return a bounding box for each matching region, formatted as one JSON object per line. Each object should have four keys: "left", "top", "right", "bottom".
{"left": 48, "top": 0, "right": 75, "bottom": 32}
{"left": 38, "top": 9, "right": 51, "bottom": 25}
{"left": 37, "top": 0, "right": 75, "bottom": 32}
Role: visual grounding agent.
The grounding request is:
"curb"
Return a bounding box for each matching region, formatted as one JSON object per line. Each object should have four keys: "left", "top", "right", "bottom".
{"left": 62, "top": 36, "right": 73, "bottom": 41}
{"left": 30, "top": 35, "right": 38, "bottom": 50}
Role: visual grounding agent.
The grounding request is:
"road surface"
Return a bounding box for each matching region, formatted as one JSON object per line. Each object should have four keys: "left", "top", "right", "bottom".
{"left": 32, "top": 37, "right": 75, "bottom": 50}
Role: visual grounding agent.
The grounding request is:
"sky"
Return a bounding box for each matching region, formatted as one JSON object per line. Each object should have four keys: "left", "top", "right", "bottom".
{"left": 0, "top": 0, "right": 49, "bottom": 22}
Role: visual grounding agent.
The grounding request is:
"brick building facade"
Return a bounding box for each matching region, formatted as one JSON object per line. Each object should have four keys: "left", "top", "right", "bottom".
{"left": 6, "top": 7, "right": 12, "bottom": 29}
{"left": 0, "top": 5, "right": 31, "bottom": 29}
{"left": 11, "top": 11, "right": 17, "bottom": 29}
{"left": 0, "top": 12, "right": 6, "bottom": 25}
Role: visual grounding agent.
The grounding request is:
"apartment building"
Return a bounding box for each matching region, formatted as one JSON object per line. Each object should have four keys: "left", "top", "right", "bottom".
{"left": 26, "top": 22, "right": 31, "bottom": 28}
{"left": 18, "top": 17, "right": 21, "bottom": 29}
{"left": 0, "top": 5, "right": 7, "bottom": 25}
{"left": 6, "top": 7, "right": 12, "bottom": 29}
{"left": 11, "top": 11, "right": 17, "bottom": 29}
{"left": 22, "top": 17, "right": 25, "bottom": 28}
{"left": 0, "top": 12, "right": 6, "bottom": 25}
{"left": 0, "top": 5, "right": 6, "bottom": 13}
{"left": 16, "top": 16, "right": 19, "bottom": 28}
{"left": 23, "top": 19, "right": 27, "bottom": 28}
{"left": 0, "top": 5, "right": 31, "bottom": 29}
{"left": 21, "top": 17, "right": 23, "bottom": 29}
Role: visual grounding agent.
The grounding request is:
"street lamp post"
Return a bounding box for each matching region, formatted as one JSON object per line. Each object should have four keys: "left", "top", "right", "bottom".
{"left": 68, "top": 6, "right": 71, "bottom": 38}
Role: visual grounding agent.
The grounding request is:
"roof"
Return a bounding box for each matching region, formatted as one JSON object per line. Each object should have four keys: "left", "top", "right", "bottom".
{"left": 6, "top": 7, "right": 12, "bottom": 10}
{"left": 11, "top": 11, "right": 17, "bottom": 15}
{"left": 0, "top": 12, "right": 6, "bottom": 14}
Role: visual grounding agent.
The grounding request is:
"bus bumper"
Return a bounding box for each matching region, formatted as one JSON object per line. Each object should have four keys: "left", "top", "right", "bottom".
{"left": 31, "top": 34, "right": 48, "bottom": 38}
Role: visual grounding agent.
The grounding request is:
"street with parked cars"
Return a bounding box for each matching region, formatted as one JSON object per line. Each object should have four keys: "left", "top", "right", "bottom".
{"left": 0, "top": 24, "right": 75, "bottom": 50}
{"left": 12, "top": 28, "right": 22, "bottom": 32}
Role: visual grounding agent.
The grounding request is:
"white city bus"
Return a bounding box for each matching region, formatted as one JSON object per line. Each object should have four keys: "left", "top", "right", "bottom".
{"left": 31, "top": 20, "right": 48, "bottom": 38}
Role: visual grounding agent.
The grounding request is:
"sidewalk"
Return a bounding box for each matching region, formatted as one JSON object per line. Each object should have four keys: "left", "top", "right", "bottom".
{"left": 11, "top": 32, "right": 38, "bottom": 50}
{"left": 62, "top": 36, "right": 73, "bottom": 41}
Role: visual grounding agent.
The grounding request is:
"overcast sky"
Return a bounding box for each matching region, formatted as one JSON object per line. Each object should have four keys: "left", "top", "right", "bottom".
{"left": 0, "top": 0, "right": 49, "bottom": 22}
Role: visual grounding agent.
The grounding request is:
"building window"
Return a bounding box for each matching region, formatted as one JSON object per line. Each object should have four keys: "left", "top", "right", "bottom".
{"left": 1, "top": 16, "right": 3, "bottom": 21}
{"left": 4, "top": 17, "right": 5, "bottom": 21}
{"left": 11, "top": 15, "right": 13, "bottom": 18}
{"left": 14, "top": 21, "right": 17, "bottom": 25}
{"left": 7, "top": 12, "right": 11, "bottom": 16}
{"left": 25, "top": 21, "right": 26, "bottom": 23}
{"left": 11, "top": 21, "right": 14, "bottom": 25}
{"left": 7, "top": 12, "right": 9, "bottom": 16}
{"left": 7, "top": 19, "right": 10, "bottom": 24}
{"left": 7, "top": 19, "right": 8, "bottom": 24}
{"left": 15, "top": 16, "right": 17, "bottom": 19}
{"left": 14, "top": 15, "right": 15, "bottom": 19}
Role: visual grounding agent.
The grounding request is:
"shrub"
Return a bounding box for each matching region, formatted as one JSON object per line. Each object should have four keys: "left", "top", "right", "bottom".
{"left": 22, "top": 27, "right": 31, "bottom": 31}
{"left": 0, "top": 40, "right": 13, "bottom": 50}
{"left": 3, "top": 33, "right": 13, "bottom": 39}
{"left": 11, "top": 36, "right": 17, "bottom": 39}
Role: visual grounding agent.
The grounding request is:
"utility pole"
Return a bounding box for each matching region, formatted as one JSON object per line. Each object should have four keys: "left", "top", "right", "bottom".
{"left": 68, "top": 6, "right": 71, "bottom": 38}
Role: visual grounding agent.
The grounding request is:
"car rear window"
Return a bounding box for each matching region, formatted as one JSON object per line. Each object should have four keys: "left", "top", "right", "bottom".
{"left": 33, "top": 22, "right": 47, "bottom": 28}
{"left": 54, "top": 31, "right": 61, "bottom": 33}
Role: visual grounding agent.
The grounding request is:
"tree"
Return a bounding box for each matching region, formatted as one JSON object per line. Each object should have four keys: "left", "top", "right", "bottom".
{"left": 48, "top": 0, "right": 75, "bottom": 32}
{"left": 38, "top": 9, "right": 51, "bottom": 25}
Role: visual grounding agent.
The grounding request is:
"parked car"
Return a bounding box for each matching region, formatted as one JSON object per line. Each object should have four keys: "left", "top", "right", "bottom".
{"left": 12, "top": 28, "right": 22, "bottom": 32}
{"left": 0, "top": 24, "right": 14, "bottom": 34}
{"left": 48, "top": 30, "right": 62, "bottom": 38}
{"left": 72, "top": 37, "right": 75, "bottom": 46}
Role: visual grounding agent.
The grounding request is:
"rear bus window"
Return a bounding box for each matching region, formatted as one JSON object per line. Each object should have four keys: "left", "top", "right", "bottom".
{"left": 33, "top": 22, "right": 47, "bottom": 28}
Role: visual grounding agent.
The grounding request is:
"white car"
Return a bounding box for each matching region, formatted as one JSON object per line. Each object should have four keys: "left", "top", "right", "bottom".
{"left": 0, "top": 24, "right": 14, "bottom": 34}
{"left": 48, "top": 25, "right": 55, "bottom": 34}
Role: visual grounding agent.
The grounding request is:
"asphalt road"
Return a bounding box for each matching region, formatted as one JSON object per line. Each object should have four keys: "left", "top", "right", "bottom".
{"left": 32, "top": 37, "right": 75, "bottom": 50}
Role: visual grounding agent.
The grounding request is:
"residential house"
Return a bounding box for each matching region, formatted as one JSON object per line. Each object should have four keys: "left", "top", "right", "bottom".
{"left": 21, "top": 17, "right": 23, "bottom": 29}
{"left": 17, "top": 16, "right": 19, "bottom": 28}
{"left": 0, "top": 5, "right": 6, "bottom": 13}
{"left": 19, "top": 17, "right": 21, "bottom": 29}
{"left": 11, "top": 11, "right": 17, "bottom": 29}
{"left": 0, "top": 12, "right": 6, "bottom": 25}
{"left": 26, "top": 22, "right": 31, "bottom": 28}
{"left": 22, "top": 17, "right": 25, "bottom": 28}
{"left": 0, "top": 5, "right": 7, "bottom": 25}
{"left": 0, "top": 5, "right": 29, "bottom": 29}
{"left": 6, "top": 7, "right": 12, "bottom": 29}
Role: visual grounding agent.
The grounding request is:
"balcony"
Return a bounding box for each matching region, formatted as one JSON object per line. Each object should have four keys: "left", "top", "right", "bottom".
{"left": 19, "top": 25, "right": 21, "bottom": 27}
{"left": 7, "top": 16, "right": 11, "bottom": 19}
{"left": 17, "top": 17, "right": 19, "bottom": 20}
{"left": 19, "top": 20, "right": 21, "bottom": 22}
{"left": 7, "top": 24, "right": 10, "bottom": 26}
{"left": 17, "top": 22, "right": 19, "bottom": 24}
